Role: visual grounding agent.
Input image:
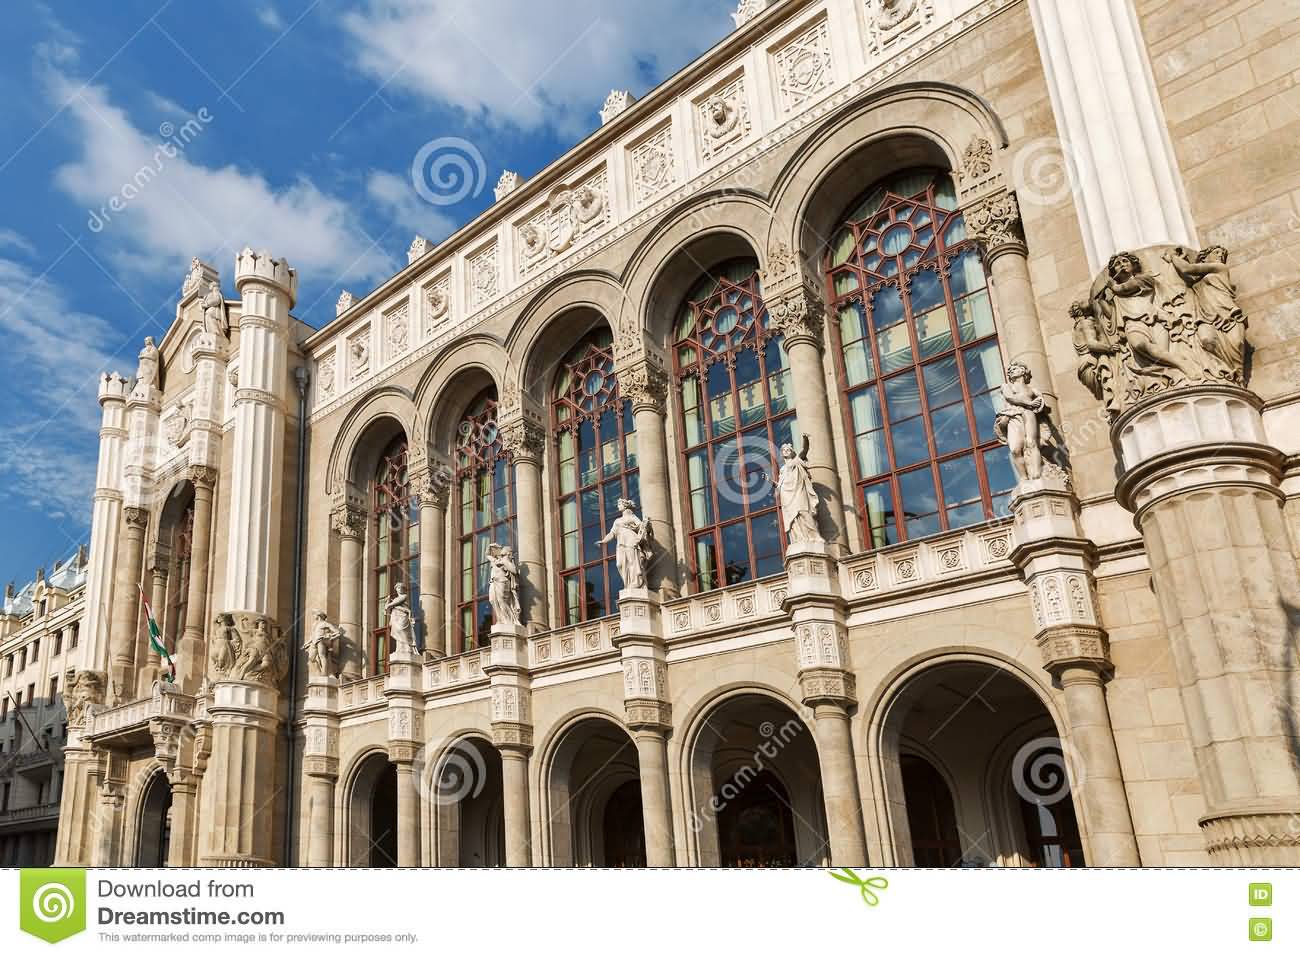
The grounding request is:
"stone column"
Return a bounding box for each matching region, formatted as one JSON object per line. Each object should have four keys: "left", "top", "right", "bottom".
{"left": 1010, "top": 476, "right": 1140, "bottom": 866}
{"left": 53, "top": 670, "right": 107, "bottom": 866}
{"left": 619, "top": 359, "right": 679, "bottom": 596}
{"left": 94, "top": 780, "right": 127, "bottom": 867}
{"left": 331, "top": 504, "right": 366, "bottom": 680}
{"left": 385, "top": 641, "right": 424, "bottom": 867}
{"left": 1027, "top": 0, "right": 1196, "bottom": 272}
{"left": 199, "top": 249, "right": 297, "bottom": 868}
{"left": 965, "top": 191, "right": 1058, "bottom": 408}
{"left": 486, "top": 624, "right": 533, "bottom": 865}
{"left": 136, "top": 553, "right": 168, "bottom": 696}
{"left": 108, "top": 506, "right": 149, "bottom": 701}
{"left": 83, "top": 375, "right": 131, "bottom": 676}
{"left": 1113, "top": 386, "right": 1300, "bottom": 864}
{"left": 785, "top": 543, "right": 869, "bottom": 865}
{"left": 177, "top": 466, "right": 217, "bottom": 691}
{"left": 616, "top": 587, "right": 676, "bottom": 866}
{"left": 166, "top": 770, "right": 200, "bottom": 867}
{"left": 302, "top": 675, "right": 340, "bottom": 867}
{"left": 762, "top": 255, "right": 850, "bottom": 552}
{"left": 415, "top": 470, "right": 450, "bottom": 656}
{"left": 499, "top": 417, "right": 548, "bottom": 629}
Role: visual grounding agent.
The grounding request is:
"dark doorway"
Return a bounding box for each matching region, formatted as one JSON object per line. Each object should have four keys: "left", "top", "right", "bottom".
{"left": 717, "top": 770, "right": 799, "bottom": 867}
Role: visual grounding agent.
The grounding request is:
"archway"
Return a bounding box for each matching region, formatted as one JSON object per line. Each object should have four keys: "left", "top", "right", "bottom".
{"left": 134, "top": 770, "right": 173, "bottom": 867}
{"left": 346, "top": 752, "right": 398, "bottom": 867}
{"left": 687, "top": 692, "right": 827, "bottom": 867}
{"left": 545, "top": 717, "right": 644, "bottom": 867}
{"left": 880, "top": 659, "right": 1085, "bottom": 867}
{"left": 431, "top": 737, "right": 506, "bottom": 867}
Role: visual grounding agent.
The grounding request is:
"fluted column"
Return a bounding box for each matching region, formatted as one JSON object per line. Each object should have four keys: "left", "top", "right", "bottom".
{"left": 177, "top": 466, "right": 217, "bottom": 691}
{"left": 108, "top": 507, "right": 148, "bottom": 700}
{"left": 1010, "top": 478, "right": 1140, "bottom": 866}
{"left": 332, "top": 505, "right": 365, "bottom": 679}
{"left": 761, "top": 257, "right": 849, "bottom": 551}
{"left": 84, "top": 375, "right": 130, "bottom": 676}
{"left": 619, "top": 360, "right": 678, "bottom": 595}
{"left": 500, "top": 418, "right": 548, "bottom": 629}
{"left": 415, "top": 471, "right": 449, "bottom": 656}
{"left": 966, "top": 191, "right": 1057, "bottom": 408}
{"left": 1028, "top": 0, "right": 1196, "bottom": 271}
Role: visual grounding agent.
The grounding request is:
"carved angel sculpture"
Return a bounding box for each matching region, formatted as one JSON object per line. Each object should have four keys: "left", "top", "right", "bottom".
{"left": 600, "top": 498, "right": 653, "bottom": 592}
{"left": 778, "top": 436, "right": 823, "bottom": 545}
{"left": 487, "top": 544, "right": 521, "bottom": 627}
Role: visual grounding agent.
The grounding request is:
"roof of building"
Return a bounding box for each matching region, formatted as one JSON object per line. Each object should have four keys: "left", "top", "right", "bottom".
{"left": 2, "top": 546, "right": 88, "bottom": 618}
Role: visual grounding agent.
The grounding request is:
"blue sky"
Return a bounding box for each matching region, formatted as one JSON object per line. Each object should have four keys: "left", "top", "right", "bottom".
{"left": 0, "top": 0, "right": 736, "bottom": 589}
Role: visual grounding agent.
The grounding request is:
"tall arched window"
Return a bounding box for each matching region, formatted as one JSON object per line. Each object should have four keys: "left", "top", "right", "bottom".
{"left": 372, "top": 437, "right": 419, "bottom": 674}
{"left": 825, "top": 168, "right": 1016, "bottom": 548}
{"left": 552, "top": 328, "right": 638, "bottom": 623}
{"left": 166, "top": 501, "right": 194, "bottom": 640}
{"left": 673, "top": 259, "right": 796, "bottom": 592}
{"left": 454, "top": 390, "right": 515, "bottom": 651}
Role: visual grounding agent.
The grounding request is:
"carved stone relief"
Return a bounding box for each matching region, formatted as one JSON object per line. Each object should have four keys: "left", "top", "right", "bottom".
{"left": 772, "top": 17, "right": 834, "bottom": 114}
{"left": 697, "top": 77, "right": 751, "bottom": 163}
{"left": 865, "top": 0, "right": 935, "bottom": 55}
{"left": 630, "top": 124, "right": 678, "bottom": 204}
{"left": 517, "top": 170, "right": 610, "bottom": 275}
{"left": 469, "top": 244, "right": 500, "bottom": 309}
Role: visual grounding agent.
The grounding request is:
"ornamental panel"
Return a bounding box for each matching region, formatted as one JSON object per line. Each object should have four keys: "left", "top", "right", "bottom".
{"left": 771, "top": 16, "right": 834, "bottom": 114}
{"left": 516, "top": 168, "right": 611, "bottom": 277}
{"left": 628, "top": 122, "right": 678, "bottom": 205}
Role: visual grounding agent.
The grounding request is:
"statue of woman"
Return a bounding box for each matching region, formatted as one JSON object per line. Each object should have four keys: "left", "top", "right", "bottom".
{"left": 209, "top": 613, "right": 240, "bottom": 677}
{"left": 385, "top": 583, "right": 415, "bottom": 656}
{"left": 599, "top": 499, "right": 652, "bottom": 592}
{"left": 306, "top": 610, "right": 342, "bottom": 678}
{"left": 201, "top": 281, "right": 228, "bottom": 339}
{"left": 1100, "top": 251, "right": 1199, "bottom": 383}
{"left": 136, "top": 336, "right": 159, "bottom": 390}
{"left": 994, "top": 362, "right": 1046, "bottom": 484}
{"left": 1165, "top": 245, "right": 1246, "bottom": 380}
{"left": 778, "top": 438, "right": 822, "bottom": 545}
{"left": 487, "top": 544, "right": 521, "bottom": 627}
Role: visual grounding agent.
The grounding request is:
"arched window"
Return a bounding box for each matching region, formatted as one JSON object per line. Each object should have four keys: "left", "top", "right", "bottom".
{"left": 372, "top": 437, "right": 419, "bottom": 674}
{"left": 167, "top": 501, "right": 194, "bottom": 640}
{"left": 454, "top": 390, "right": 515, "bottom": 651}
{"left": 673, "top": 259, "right": 796, "bottom": 592}
{"left": 552, "top": 328, "right": 638, "bottom": 623}
{"left": 825, "top": 169, "right": 1016, "bottom": 548}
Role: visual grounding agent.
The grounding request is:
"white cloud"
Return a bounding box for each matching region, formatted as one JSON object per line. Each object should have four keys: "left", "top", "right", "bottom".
{"left": 45, "top": 64, "right": 398, "bottom": 291}
{"left": 0, "top": 256, "right": 118, "bottom": 523}
{"left": 0, "top": 229, "right": 36, "bottom": 257}
{"left": 340, "top": 0, "right": 732, "bottom": 132}
{"left": 366, "top": 170, "right": 458, "bottom": 242}
{"left": 255, "top": 5, "right": 286, "bottom": 31}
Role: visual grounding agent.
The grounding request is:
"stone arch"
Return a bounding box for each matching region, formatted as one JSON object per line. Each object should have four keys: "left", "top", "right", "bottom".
{"left": 324, "top": 388, "right": 419, "bottom": 503}
{"left": 422, "top": 732, "right": 505, "bottom": 867}
{"left": 535, "top": 708, "right": 641, "bottom": 866}
{"left": 509, "top": 272, "right": 626, "bottom": 406}
{"left": 677, "top": 682, "right": 827, "bottom": 867}
{"left": 864, "top": 648, "right": 1083, "bottom": 868}
{"left": 412, "top": 335, "right": 508, "bottom": 458}
{"left": 768, "top": 81, "right": 1010, "bottom": 278}
{"left": 339, "top": 747, "right": 398, "bottom": 867}
{"left": 124, "top": 761, "right": 171, "bottom": 867}
{"left": 622, "top": 192, "right": 772, "bottom": 349}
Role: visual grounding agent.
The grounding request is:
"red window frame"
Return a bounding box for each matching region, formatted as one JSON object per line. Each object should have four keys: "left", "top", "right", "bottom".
{"left": 371, "top": 438, "right": 418, "bottom": 674}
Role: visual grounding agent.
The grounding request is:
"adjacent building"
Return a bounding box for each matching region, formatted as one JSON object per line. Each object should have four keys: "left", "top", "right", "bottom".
{"left": 53, "top": 0, "right": 1300, "bottom": 868}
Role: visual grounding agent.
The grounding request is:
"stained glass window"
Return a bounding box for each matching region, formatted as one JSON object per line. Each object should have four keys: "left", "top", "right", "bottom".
{"left": 825, "top": 169, "right": 1015, "bottom": 548}
{"left": 372, "top": 438, "right": 419, "bottom": 674}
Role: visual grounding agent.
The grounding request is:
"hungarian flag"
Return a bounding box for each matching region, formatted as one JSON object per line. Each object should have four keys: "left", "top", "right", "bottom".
{"left": 138, "top": 584, "right": 176, "bottom": 683}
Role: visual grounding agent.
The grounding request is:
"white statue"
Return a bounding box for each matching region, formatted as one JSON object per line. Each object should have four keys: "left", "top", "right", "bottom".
{"left": 599, "top": 498, "right": 653, "bottom": 591}
{"left": 778, "top": 437, "right": 822, "bottom": 545}
{"left": 306, "top": 610, "right": 342, "bottom": 678}
{"left": 201, "top": 281, "right": 228, "bottom": 338}
{"left": 995, "top": 362, "right": 1070, "bottom": 486}
{"left": 136, "top": 336, "right": 159, "bottom": 390}
{"left": 487, "top": 544, "right": 521, "bottom": 627}
{"left": 385, "top": 583, "right": 415, "bottom": 657}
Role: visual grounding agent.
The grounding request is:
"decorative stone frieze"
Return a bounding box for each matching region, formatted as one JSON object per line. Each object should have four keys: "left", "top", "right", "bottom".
{"left": 772, "top": 16, "right": 833, "bottom": 114}
{"left": 629, "top": 123, "right": 678, "bottom": 204}
{"left": 208, "top": 613, "right": 288, "bottom": 688}
{"left": 423, "top": 274, "right": 451, "bottom": 333}
{"left": 865, "top": 0, "right": 935, "bottom": 55}
{"left": 516, "top": 170, "right": 610, "bottom": 275}
{"left": 385, "top": 301, "right": 411, "bottom": 360}
{"left": 469, "top": 243, "right": 501, "bottom": 308}
{"left": 697, "top": 77, "right": 751, "bottom": 162}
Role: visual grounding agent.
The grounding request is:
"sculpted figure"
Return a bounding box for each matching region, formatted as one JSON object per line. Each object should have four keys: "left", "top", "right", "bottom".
{"left": 995, "top": 362, "right": 1069, "bottom": 485}
{"left": 600, "top": 498, "right": 653, "bottom": 592}
{"left": 1071, "top": 300, "right": 1124, "bottom": 416}
{"left": 1099, "top": 251, "right": 1198, "bottom": 383}
{"left": 306, "top": 610, "right": 342, "bottom": 678}
{"left": 201, "top": 281, "right": 228, "bottom": 338}
{"left": 778, "top": 437, "right": 823, "bottom": 545}
{"left": 209, "top": 613, "right": 241, "bottom": 677}
{"left": 487, "top": 544, "right": 521, "bottom": 627}
{"left": 136, "top": 336, "right": 159, "bottom": 390}
{"left": 385, "top": 583, "right": 415, "bottom": 656}
{"left": 1165, "top": 245, "right": 1246, "bottom": 379}
{"left": 238, "top": 616, "right": 280, "bottom": 683}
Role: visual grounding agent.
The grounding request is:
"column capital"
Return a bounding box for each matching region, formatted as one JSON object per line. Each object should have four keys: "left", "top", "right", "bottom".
{"left": 492, "top": 721, "right": 534, "bottom": 755}
{"left": 626, "top": 699, "right": 672, "bottom": 733}
{"left": 618, "top": 360, "right": 670, "bottom": 414}
{"left": 1037, "top": 624, "right": 1112, "bottom": 675}
{"left": 765, "top": 283, "right": 826, "bottom": 350}
{"left": 798, "top": 667, "right": 857, "bottom": 709}
{"left": 499, "top": 419, "right": 546, "bottom": 463}
{"left": 187, "top": 465, "right": 218, "bottom": 491}
{"left": 123, "top": 506, "right": 150, "bottom": 530}
{"left": 966, "top": 190, "right": 1027, "bottom": 263}
{"left": 412, "top": 467, "right": 451, "bottom": 509}
{"left": 330, "top": 503, "right": 367, "bottom": 541}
